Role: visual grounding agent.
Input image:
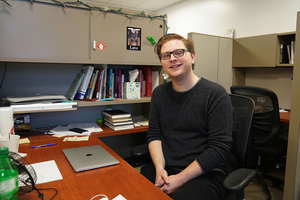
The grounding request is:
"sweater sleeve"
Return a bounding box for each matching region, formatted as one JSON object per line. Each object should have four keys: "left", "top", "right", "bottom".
{"left": 147, "top": 86, "right": 162, "bottom": 144}
{"left": 195, "top": 92, "right": 232, "bottom": 174}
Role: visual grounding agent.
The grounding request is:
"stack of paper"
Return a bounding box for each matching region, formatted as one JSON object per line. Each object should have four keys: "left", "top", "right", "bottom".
{"left": 6, "top": 95, "right": 67, "bottom": 104}
{"left": 49, "top": 123, "right": 102, "bottom": 136}
{"left": 6, "top": 95, "right": 77, "bottom": 114}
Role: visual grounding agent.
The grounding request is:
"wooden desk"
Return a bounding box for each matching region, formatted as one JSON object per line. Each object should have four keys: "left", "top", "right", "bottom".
{"left": 280, "top": 111, "right": 290, "bottom": 123}
{"left": 18, "top": 133, "right": 171, "bottom": 200}
{"left": 93, "top": 126, "right": 148, "bottom": 138}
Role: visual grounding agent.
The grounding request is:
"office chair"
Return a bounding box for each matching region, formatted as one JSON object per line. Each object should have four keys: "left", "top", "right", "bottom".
{"left": 222, "top": 94, "right": 256, "bottom": 200}
{"left": 131, "top": 143, "right": 151, "bottom": 167}
{"left": 230, "top": 85, "right": 287, "bottom": 200}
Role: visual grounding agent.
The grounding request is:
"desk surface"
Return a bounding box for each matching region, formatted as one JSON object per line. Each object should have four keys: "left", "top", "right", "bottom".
{"left": 18, "top": 133, "right": 171, "bottom": 200}
{"left": 280, "top": 111, "right": 290, "bottom": 123}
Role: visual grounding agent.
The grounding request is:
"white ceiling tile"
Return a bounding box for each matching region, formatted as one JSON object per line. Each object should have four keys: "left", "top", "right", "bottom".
{"left": 83, "top": 0, "right": 185, "bottom": 12}
{"left": 108, "top": 0, "right": 147, "bottom": 7}
{"left": 135, "top": 0, "right": 180, "bottom": 12}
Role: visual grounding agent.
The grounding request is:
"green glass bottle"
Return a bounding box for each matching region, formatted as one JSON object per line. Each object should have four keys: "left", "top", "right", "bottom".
{"left": 0, "top": 147, "right": 19, "bottom": 200}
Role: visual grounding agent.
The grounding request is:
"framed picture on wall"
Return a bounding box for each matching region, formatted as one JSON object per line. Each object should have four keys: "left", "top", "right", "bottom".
{"left": 127, "top": 27, "right": 141, "bottom": 51}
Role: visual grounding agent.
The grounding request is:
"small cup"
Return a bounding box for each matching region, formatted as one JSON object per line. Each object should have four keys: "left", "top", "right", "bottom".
{"left": 0, "top": 135, "right": 20, "bottom": 153}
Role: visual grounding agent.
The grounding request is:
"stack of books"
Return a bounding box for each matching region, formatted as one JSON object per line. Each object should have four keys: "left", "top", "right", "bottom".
{"left": 103, "top": 109, "right": 134, "bottom": 131}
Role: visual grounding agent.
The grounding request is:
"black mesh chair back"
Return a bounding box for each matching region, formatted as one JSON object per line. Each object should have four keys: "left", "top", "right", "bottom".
{"left": 230, "top": 85, "right": 280, "bottom": 146}
{"left": 229, "top": 94, "right": 255, "bottom": 169}
{"left": 224, "top": 94, "right": 255, "bottom": 200}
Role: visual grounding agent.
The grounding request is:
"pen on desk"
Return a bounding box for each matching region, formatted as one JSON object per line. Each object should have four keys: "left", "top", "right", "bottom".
{"left": 31, "top": 143, "right": 57, "bottom": 148}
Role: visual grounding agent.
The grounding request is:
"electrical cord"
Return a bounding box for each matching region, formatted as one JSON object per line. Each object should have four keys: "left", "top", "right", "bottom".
{"left": 90, "top": 194, "right": 109, "bottom": 200}
{"left": 35, "top": 187, "right": 58, "bottom": 200}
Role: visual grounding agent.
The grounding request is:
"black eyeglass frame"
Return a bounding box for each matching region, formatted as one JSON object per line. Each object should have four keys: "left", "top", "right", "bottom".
{"left": 159, "top": 49, "right": 189, "bottom": 60}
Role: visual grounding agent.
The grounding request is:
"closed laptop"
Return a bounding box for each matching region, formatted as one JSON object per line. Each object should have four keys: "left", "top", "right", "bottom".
{"left": 63, "top": 145, "right": 119, "bottom": 172}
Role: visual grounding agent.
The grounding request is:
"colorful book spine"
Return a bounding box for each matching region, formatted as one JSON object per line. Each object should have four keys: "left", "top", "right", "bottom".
{"left": 84, "top": 71, "right": 96, "bottom": 99}
{"left": 114, "top": 69, "right": 119, "bottom": 98}
{"left": 75, "top": 65, "right": 94, "bottom": 100}
{"left": 93, "top": 69, "right": 104, "bottom": 99}
{"left": 143, "top": 67, "right": 152, "bottom": 97}
{"left": 102, "top": 69, "right": 107, "bottom": 99}
{"left": 118, "top": 69, "right": 122, "bottom": 98}
{"left": 89, "top": 70, "right": 99, "bottom": 99}
{"left": 138, "top": 69, "right": 143, "bottom": 97}
{"left": 109, "top": 69, "right": 114, "bottom": 98}
{"left": 65, "top": 72, "right": 85, "bottom": 100}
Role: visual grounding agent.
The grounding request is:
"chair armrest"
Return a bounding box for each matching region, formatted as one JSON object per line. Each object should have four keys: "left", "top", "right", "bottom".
{"left": 131, "top": 143, "right": 149, "bottom": 157}
{"left": 223, "top": 168, "right": 256, "bottom": 193}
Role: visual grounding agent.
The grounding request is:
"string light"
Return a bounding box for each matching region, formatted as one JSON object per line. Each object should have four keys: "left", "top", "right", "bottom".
{"left": 1, "top": 0, "right": 12, "bottom": 7}
{"left": 1, "top": 0, "right": 169, "bottom": 34}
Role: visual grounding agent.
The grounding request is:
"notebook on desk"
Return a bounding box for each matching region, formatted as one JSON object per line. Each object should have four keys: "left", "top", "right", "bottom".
{"left": 62, "top": 145, "right": 119, "bottom": 172}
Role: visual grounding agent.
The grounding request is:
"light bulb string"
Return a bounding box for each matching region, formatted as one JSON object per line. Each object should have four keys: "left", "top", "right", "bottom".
{"left": 1, "top": 0, "right": 169, "bottom": 34}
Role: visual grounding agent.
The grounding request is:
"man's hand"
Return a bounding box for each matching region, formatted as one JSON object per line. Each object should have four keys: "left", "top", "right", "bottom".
{"left": 155, "top": 168, "right": 170, "bottom": 188}
{"left": 159, "top": 174, "right": 184, "bottom": 195}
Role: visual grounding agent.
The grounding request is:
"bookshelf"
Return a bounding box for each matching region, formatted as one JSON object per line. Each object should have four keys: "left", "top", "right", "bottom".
{"left": 232, "top": 32, "right": 295, "bottom": 87}
{"left": 76, "top": 97, "right": 151, "bottom": 107}
{"left": 232, "top": 32, "right": 295, "bottom": 68}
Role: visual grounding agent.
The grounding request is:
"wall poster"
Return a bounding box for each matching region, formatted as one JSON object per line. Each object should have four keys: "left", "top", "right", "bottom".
{"left": 127, "top": 27, "right": 141, "bottom": 51}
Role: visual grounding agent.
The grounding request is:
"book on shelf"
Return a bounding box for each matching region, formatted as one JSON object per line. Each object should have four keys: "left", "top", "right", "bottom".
{"left": 104, "top": 117, "right": 134, "bottom": 126}
{"left": 287, "top": 44, "right": 291, "bottom": 64}
{"left": 102, "top": 109, "right": 131, "bottom": 119}
{"left": 105, "top": 121, "right": 134, "bottom": 131}
{"left": 152, "top": 70, "right": 159, "bottom": 92}
{"left": 143, "top": 67, "right": 152, "bottom": 97}
{"left": 75, "top": 65, "right": 94, "bottom": 100}
{"left": 84, "top": 71, "right": 96, "bottom": 99}
{"left": 101, "top": 69, "right": 107, "bottom": 99}
{"left": 114, "top": 69, "right": 119, "bottom": 98}
{"left": 280, "top": 44, "right": 289, "bottom": 64}
{"left": 66, "top": 72, "right": 85, "bottom": 100}
{"left": 138, "top": 69, "right": 143, "bottom": 97}
{"left": 89, "top": 70, "right": 99, "bottom": 99}
{"left": 104, "top": 116, "right": 133, "bottom": 123}
{"left": 118, "top": 69, "right": 123, "bottom": 98}
{"left": 132, "top": 115, "right": 149, "bottom": 126}
{"left": 108, "top": 69, "right": 114, "bottom": 98}
{"left": 93, "top": 69, "right": 104, "bottom": 99}
{"left": 291, "top": 41, "right": 295, "bottom": 64}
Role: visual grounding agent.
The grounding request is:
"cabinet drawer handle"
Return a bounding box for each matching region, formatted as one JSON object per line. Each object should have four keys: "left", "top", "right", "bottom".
{"left": 93, "top": 41, "right": 96, "bottom": 50}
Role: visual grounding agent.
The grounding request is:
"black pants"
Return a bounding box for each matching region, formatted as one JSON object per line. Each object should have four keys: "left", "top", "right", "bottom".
{"left": 141, "top": 163, "right": 226, "bottom": 200}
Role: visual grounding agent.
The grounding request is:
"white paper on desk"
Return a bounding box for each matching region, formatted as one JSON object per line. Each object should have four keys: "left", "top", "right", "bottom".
{"left": 132, "top": 115, "right": 149, "bottom": 126}
{"left": 49, "top": 122, "right": 102, "bottom": 136}
{"left": 31, "top": 160, "right": 63, "bottom": 184}
{"left": 279, "top": 109, "right": 289, "bottom": 113}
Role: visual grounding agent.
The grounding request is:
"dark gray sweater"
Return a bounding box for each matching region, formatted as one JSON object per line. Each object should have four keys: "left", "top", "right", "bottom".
{"left": 147, "top": 78, "right": 232, "bottom": 174}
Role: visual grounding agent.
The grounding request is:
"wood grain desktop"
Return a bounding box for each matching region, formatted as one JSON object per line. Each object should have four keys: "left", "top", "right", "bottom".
{"left": 280, "top": 111, "right": 290, "bottom": 123}
{"left": 18, "top": 133, "right": 171, "bottom": 200}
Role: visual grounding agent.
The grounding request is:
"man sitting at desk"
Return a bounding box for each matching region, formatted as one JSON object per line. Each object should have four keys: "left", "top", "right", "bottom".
{"left": 141, "top": 33, "right": 233, "bottom": 200}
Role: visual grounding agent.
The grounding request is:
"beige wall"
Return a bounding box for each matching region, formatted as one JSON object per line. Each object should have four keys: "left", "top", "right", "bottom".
{"left": 245, "top": 67, "right": 293, "bottom": 109}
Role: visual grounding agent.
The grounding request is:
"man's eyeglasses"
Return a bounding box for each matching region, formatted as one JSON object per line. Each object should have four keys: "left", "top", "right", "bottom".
{"left": 159, "top": 49, "right": 189, "bottom": 60}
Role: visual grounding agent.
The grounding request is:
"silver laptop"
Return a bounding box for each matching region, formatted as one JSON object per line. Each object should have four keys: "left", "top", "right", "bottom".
{"left": 62, "top": 145, "right": 119, "bottom": 172}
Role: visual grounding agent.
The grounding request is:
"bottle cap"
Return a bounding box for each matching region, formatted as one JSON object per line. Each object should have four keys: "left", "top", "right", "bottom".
{"left": 0, "top": 147, "right": 9, "bottom": 155}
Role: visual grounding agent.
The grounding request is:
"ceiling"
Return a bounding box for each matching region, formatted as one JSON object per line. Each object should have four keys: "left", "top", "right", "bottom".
{"left": 84, "top": 0, "right": 185, "bottom": 12}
